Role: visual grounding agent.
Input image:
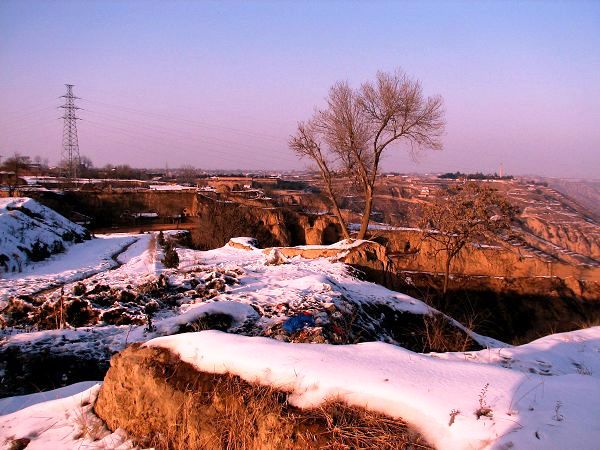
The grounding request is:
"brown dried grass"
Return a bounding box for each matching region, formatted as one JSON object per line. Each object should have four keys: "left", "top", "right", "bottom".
{"left": 145, "top": 372, "right": 433, "bottom": 450}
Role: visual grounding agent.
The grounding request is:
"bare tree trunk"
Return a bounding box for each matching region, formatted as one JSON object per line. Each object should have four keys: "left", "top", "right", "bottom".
{"left": 323, "top": 180, "right": 350, "bottom": 240}
{"left": 357, "top": 185, "right": 373, "bottom": 240}
{"left": 443, "top": 257, "right": 452, "bottom": 296}
{"left": 59, "top": 287, "right": 65, "bottom": 329}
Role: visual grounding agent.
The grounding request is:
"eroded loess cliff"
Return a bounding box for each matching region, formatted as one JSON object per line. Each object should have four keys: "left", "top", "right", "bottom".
{"left": 521, "top": 216, "right": 600, "bottom": 261}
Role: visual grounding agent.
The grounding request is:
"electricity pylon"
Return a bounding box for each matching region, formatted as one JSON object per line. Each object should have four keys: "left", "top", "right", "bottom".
{"left": 60, "top": 84, "right": 81, "bottom": 179}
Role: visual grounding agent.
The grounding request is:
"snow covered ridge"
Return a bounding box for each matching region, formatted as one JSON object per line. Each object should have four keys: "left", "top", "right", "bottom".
{"left": 0, "top": 197, "right": 89, "bottom": 273}
{"left": 148, "top": 327, "right": 600, "bottom": 450}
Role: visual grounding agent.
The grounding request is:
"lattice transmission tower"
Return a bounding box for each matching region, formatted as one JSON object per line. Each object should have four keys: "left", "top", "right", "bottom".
{"left": 60, "top": 84, "right": 81, "bottom": 179}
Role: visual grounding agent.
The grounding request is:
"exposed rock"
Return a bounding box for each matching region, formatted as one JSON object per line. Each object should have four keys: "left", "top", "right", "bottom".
{"left": 226, "top": 237, "right": 258, "bottom": 250}
{"left": 264, "top": 239, "right": 391, "bottom": 284}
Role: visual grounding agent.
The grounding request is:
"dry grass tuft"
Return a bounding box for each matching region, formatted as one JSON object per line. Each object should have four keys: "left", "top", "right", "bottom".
{"left": 421, "top": 313, "right": 476, "bottom": 353}
{"left": 145, "top": 372, "right": 433, "bottom": 450}
{"left": 73, "top": 403, "right": 106, "bottom": 441}
{"left": 307, "top": 400, "right": 432, "bottom": 449}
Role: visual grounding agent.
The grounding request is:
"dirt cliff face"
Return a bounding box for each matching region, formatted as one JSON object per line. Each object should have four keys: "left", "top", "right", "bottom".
{"left": 95, "top": 344, "right": 431, "bottom": 450}
{"left": 192, "top": 197, "right": 292, "bottom": 249}
{"left": 29, "top": 190, "right": 199, "bottom": 228}
{"left": 375, "top": 230, "right": 600, "bottom": 285}
{"left": 293, "top": 214, "right": 343, "bottom": 245}
{"left": 522, "top": 216, "right": 600, "bottom": 260}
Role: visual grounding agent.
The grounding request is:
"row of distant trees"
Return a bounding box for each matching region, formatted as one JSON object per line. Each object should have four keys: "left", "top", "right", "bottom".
{"left": 0, "top": 152, "right": 184, "bottom": 182}
{"left": 438, "top": 171, "right": 513, "bottom": 180}
{"left": 1, "top": 152, "right": 90, "bottom": 177}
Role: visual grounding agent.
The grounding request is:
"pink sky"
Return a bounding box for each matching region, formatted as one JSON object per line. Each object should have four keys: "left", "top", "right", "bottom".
{"left": 1, "top": 1, "right": 599, "bottom": 178}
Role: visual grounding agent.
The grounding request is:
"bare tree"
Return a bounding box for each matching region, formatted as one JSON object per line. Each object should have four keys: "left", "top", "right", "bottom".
{"left": 290, "top": 69, "right": 445, "bottom": 240}
{"left": 79, "top": 156, "right": 94, "bottom": 178}
{"left": 419, "top": 183, "right": 517, "bottom": 295}
{"left": 2, "top": 152, "right": 30, "bottom": 196}
{"left": 178, "top": 164, "right": 197, "bottom": 185}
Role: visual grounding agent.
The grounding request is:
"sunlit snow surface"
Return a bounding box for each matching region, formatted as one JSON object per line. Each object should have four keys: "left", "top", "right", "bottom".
{"left": 0, "top": 197, "right": 88, "bottom": 276}
{"left": 0, "top": 234, "right": 140, "bottom": 303}
{"left": 1, "top": 233, "right": 599, "bottom": 449}
{"left": 0, "top": 384, "right": 134, "bottom": 450}
{"left": 148, "top": 328, "right": 600, "bottom": 450}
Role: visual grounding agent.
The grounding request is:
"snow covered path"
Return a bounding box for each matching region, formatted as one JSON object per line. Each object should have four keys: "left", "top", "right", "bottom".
{"left": 0, "top": 234, "right": 146, "bottom": 303}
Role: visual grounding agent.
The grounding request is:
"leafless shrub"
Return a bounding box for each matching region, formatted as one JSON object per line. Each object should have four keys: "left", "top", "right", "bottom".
{"left": 448, "top": 409, "right": 461, "bottom": 427}
{"left": 421, "top": 313, "right": 477, "bottom": 353}
{"left": 420, "top": 183, "right": 516, "bottom": 295}
{"left": 475, "top": 383, "right": 493, "bottom": 419}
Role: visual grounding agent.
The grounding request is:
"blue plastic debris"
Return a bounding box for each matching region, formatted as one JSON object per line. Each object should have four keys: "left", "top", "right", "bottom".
{"left": 282, "top": 314, "right": 315, "bottom": 334}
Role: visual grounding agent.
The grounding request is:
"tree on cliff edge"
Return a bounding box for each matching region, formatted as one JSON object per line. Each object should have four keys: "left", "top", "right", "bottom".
{"left": 420, "top": 183, "right": 516, "bottom": 295}
{"left": 290, "top": 69, "right": 445, "bottom": 240}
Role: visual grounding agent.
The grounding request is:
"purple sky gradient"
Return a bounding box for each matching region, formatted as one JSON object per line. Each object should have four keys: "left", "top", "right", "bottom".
{"left": 0, "top": 0, "right": 599, "bottom": 177}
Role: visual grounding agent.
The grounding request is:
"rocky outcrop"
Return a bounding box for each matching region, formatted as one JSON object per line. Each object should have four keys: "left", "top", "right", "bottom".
{"left": 95, "top": 344, "right": 431, "bottom": 450}
{"left": 293, "top": 214, "right": 343, "bottom": 245}
{"left": 193, "top": 198, "right": 292, "bottom": 249}
{"left": 260, "top": 239, "right": 390, "bottom": 284}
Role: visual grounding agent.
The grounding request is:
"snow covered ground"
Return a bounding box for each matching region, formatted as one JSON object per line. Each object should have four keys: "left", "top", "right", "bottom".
{"left": 148, "top": 327, "right": 600, "bottom": 450}
{"left": 1, "top": 202, "right": 598, "bottom": 449}
{"left": 0, "top": 384, "right": 134, "bottom": 450}
{"left": 1, "top": 235, "right": 499, "bottom": 398}
{"left": 0, "top": 197, "right": 88, "bottom": 274}
{"left": 0, "top": 233, "right": 141, "bottom": 304}
{"left": 1, "top": 326, "right": 597, "bottom": 450}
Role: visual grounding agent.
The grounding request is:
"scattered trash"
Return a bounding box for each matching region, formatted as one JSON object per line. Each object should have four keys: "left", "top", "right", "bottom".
{"left": 282, "top": 313, "right": 315, "bottom": 333}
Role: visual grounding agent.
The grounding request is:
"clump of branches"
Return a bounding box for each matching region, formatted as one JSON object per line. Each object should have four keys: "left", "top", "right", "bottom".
{"left": 290, "top": 69, "right": 445, "bottom": 240}
{"left": 475, "top": 383, "right": 493, "bottom": 419}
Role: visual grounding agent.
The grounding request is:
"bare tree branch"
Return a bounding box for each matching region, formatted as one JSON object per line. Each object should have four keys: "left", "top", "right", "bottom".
{"left": 290, "top": 69, "right": 445, "bottom": 241}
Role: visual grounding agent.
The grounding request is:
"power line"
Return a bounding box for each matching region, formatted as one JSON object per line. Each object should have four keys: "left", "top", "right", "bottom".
{"left": 79, "top": 97, "right": 287, "bottom": 143}
{"left": 81, "top": 118, "right": 298, "bottom": 168}
{"left": 81, "top": 111, "right": 299, "bottom": 164}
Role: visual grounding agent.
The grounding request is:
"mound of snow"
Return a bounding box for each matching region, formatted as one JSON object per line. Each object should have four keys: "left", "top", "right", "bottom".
{"left": 0, "top": 383, "right": 134, "bottom": 449}
{"left": 0, "top": 381, "right": 99, "bottom": 416}
{"left": 148, "top": 327, "right": 600, "bottom": 450}
{"left": 0, "top": 197, "right": 88, "bottom": 273}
